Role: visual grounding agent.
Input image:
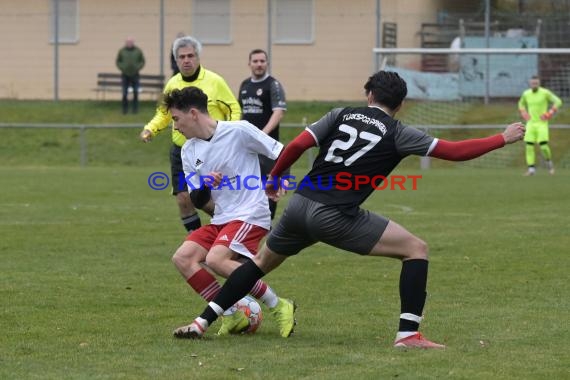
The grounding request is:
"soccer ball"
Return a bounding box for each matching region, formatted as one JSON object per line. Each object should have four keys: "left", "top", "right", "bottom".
{"left": 230, "top": 296, "right": 263, "bottom": 334}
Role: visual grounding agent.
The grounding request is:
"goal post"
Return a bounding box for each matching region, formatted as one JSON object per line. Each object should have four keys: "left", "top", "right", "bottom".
{"left": 370, "top": 47, "right": 570, "bottom": 169}
{"left": 372, "top": 47, "right": 570, "bottom": 105}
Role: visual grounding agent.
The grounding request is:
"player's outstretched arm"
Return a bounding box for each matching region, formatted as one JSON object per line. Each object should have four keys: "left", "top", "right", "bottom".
{"left": 265, "top": 131, "right": 316, "bottom": 200}
{"left": 269, "top": 131, "right": 316, "bottom": 178}
{"left": 430, "top": 122, "right": 525, "bottom": 161}
{"left": 501, "top": 122, "right": 526, "bottom": 144}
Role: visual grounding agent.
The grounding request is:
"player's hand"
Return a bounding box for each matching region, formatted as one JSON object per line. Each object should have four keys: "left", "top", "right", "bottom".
{"left": 540, "top": 110, "right": 554, "bottom": 121}
{"left": 520, "top": 110, "right": 530, "bottom": 121}
{"left": 204, "top": 172, "right": 223, "bottom": 188}
{"left": 139, "top": 129, "right": 153, "bottom": 143}
{"left": 502, "top": 122, "right": 525, "bottom": 144}
{"left": 273, "top": 180, "right": 289, "bottom": 202}
{"left": 265, "top": 175, "right": 280, "bottom": 201}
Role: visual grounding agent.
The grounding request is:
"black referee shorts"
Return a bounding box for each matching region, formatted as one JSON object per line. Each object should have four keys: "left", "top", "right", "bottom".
{"left": 170, "top": 144, "right": 187, "bottom": 195}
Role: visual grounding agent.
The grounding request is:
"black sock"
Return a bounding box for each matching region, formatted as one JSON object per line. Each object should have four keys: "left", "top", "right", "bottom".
{"left": 269, "top": 199, "right": 277, "bottom": 220}
{"left": 398, "top": 259, "right": 428, "bottom": 331}
{"left": 200, "top": 260, "right": 266, "bottom": 324}
{"left": 182, "top": 213, "right": 201, "bottom": 232}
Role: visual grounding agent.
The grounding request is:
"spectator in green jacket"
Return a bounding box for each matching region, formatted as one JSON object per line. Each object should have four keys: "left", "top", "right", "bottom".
{"left": 116, "top": 37, "right": 145, "bottom": 114}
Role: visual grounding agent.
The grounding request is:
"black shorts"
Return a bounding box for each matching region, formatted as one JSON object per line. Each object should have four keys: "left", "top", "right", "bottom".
{"left": 267, "top": 193, "right": 390, "bottom": 256}
{"left": 170, "top": 144, "right": 186, "bottom": 195}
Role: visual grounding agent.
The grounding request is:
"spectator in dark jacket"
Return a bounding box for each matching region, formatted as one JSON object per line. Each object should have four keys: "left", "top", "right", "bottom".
{"left": 116, "top": 37, "right": 145, "bottom": 114}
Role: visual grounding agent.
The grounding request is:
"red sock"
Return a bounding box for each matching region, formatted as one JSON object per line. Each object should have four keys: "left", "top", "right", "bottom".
{"left": 249, "top": 280, "right": 268, "bottom": 299}
{"left": 187, "top": 268, "right": 221, "bottom": 301}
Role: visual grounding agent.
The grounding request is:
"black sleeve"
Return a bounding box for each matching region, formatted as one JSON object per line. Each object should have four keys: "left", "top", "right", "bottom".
{"left": 189, "top": 185, "right": 211, "bottom": 209}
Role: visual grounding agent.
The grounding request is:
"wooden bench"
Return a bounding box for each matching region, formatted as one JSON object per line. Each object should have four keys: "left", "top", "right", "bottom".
{"left": 93, "top": 73, "right": 165, "bottom": 100}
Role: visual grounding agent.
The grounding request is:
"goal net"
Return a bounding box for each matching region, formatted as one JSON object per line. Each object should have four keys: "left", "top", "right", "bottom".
{"left": 372, "top": 46, "right": 570, "bottom": 169}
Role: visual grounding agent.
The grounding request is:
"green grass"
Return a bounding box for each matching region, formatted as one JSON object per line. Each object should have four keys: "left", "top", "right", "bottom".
{"left": 0, "top": 99, "right": 355, "bottom": 168}
{"left": 0, "top": 99, "right": 568, "bottom": 125}
{"left": 1, "top": 100, "right": 569, "bottom": 378}
{"left": 1, "top": 166, "right": 569, "bottom": 379}
{"left": 1, "top": 99, "right": 570, "bottom": 169}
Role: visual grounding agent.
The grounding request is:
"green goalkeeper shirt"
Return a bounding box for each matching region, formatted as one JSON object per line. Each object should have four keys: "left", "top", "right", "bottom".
{"left": 518, "top": 87, "right": 562, "bottom": 126}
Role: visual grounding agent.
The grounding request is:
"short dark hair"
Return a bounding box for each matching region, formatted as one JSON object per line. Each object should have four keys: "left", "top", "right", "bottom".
{"left": 364, "top": 71, "right": 408, "bottom": 110}
{"left": 163, "top": 86, "right": 208, "bottom": 113}
{"left": 249, "top": 48, "right": 268, "bottom": 61}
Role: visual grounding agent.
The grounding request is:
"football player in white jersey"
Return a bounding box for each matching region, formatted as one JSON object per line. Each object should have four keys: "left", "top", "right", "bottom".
{"left": 164, "top": 86, "right": 296, "bottom": 338}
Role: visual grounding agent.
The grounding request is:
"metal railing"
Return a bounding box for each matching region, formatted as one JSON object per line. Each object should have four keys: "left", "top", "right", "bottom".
{"left": 2, "top": 122, "right": 568, "bottom": 168}
{"left": 0, "top": 122, "right": 309, "bottom": 167}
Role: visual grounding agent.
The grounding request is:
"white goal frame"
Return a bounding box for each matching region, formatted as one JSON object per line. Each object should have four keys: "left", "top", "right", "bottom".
{"left": 372, "top": 47, "right": 570, "bottom": 104}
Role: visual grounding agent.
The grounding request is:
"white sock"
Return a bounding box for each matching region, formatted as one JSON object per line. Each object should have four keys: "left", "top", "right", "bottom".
{"left": 395, "top": 331, "right": 418, "bottom": 341}
{"left": 195, "top": 317, "right": 209, "bottom": 329}
{"left": 258, "top": 287, "right": 279, "bottom": 308}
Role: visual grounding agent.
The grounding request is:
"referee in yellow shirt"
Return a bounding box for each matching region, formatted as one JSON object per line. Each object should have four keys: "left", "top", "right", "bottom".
{"left": 140, "top": 36, "right": 241, "bottom": 232}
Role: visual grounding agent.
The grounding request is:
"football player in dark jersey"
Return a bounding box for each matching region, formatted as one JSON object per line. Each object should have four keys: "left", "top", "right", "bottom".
{"left": 238, "top": 49, "right": 287, "bottom": 219}
{"left": 177, "top": 71, "right": 525, "bottom": 348}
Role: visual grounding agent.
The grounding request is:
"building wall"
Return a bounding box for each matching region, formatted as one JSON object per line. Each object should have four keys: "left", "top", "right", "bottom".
{"left": 1, "top": 0, "right": 52, "bottom": 99}
{"left": 0, "top": 0, "right": 440, "bottom": 101}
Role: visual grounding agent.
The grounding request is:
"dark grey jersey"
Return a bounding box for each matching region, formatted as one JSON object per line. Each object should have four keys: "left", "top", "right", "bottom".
{"left": 297, "top": 106, "right": 436, "bottom": 214}
{"left": 239, "top": 75, "right": 287, "bottom": 141}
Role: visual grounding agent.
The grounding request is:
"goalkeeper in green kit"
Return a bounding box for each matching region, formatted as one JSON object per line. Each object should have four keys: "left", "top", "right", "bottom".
{"left": 518, "top": 75, "right": 562, "bottom": 176}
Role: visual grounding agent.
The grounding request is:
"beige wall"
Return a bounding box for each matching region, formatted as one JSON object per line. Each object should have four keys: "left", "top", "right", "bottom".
{"left": 0, "top": 0, "right": 440, "bottom": 101}
{"left": 1, "top": 0, "right": 52, "bottom": 99}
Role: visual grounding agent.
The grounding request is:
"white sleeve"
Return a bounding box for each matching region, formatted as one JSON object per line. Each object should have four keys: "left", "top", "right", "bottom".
{"left": 240, "top": 122, "right": 284, "bottom": 159}
{"left": 181, "top": 143, "right": 201, "bottom": 189}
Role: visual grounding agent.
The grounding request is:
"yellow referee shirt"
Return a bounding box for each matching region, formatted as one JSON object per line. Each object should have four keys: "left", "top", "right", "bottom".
{"left": 143, "top": 66, "right": 241, "bottom": 147}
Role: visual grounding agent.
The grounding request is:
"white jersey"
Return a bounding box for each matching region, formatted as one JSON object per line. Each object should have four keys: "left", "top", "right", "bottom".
{"left": 181, "top": 121, "right": 284, "bottom": 229}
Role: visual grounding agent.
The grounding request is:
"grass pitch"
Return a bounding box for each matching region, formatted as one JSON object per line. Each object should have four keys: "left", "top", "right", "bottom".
{"left": 1, "top": 166, "right": 568, "bottom": 379}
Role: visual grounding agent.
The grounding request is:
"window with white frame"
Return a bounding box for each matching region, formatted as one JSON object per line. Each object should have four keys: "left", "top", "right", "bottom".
{"left": 274, "top": 0, "right": 314, "bottom": 44}
{"left": 192, "top": 0, "right": 231, "bottom": 44}
{"left": 50, "top": 0, "right": 79, "bottom": 44}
